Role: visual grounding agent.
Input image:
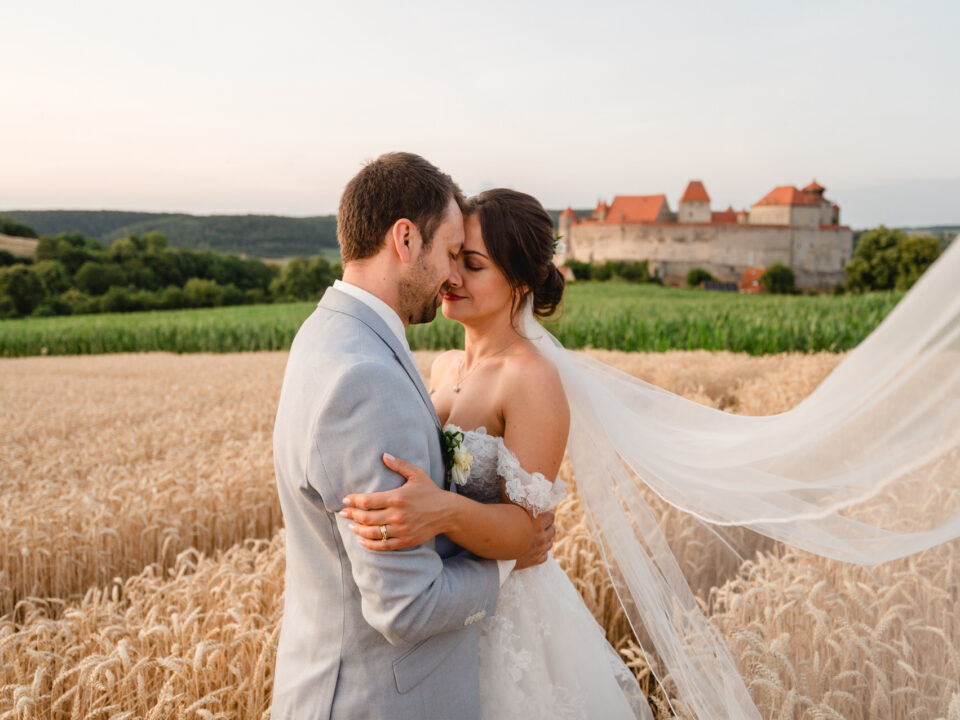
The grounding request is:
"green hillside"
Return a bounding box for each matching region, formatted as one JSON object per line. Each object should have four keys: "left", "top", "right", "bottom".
{"left": 0, "top": 210, "right": 338, "bottom": 259}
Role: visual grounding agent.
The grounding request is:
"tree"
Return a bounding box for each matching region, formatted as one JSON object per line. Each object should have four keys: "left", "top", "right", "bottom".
{"left": 60, "top": 288, "right": 92, "bottom": 311}
{"left": 0, "top": 296, "right": 15, "bottom": 318}
{"left": 760, "top": 262, "right": 796, "bottom": 294}
{"left": 120, "top": 259, "right": 159, "bottom": 290}
{"left": 895, "top": 235, "right": 940, "bottom": 290}
{"left": 108, "top": 235, "right": 142, "bottom": 262}
{"left": 183, "top": 278, "right": 225, "bottom": 307}
{"left": 100, "top": 286, "right": 135, "bottom": 313}
{"left": 74, "top": 261, "right": 128, "bottom": 296}
{"left": 589, "top": 263, "right": 614, "bottom": 281}
{"left": 845, "top": 226, "right": 942, "bottom": 292}
{"left": 619, "top": 261, "right": 653, "bottom": 283}
{"left": 35, "top": 236, "right": 60, "bottom": 261}
{"left": 845, "top": 225, "right": 904, "bottom": 292}
{"left": 32, "top": 295, "right": 74, "bottom": 317}
{"left": 686, "top": 267, "right": 715, "bottom": 287}
{"left": 143, "top": 252, "right": 183, "bottom": 288}
{"left": 0, "top": 265, "right": 46, "bottom": 316}
{"left": 0, "top": 216, "right": 38, "bottom": 238}
{"left": 141, "top": 232, "right": 168, "bottom": 254}
{"left": 160, "top": 285, "right": 186, "bottom": 309}
{"left": 33, "top": 260, "right": 72, "bottom": 294}
{"left": 563, "top": 259, "right": 591, "bottom": 280}
{"left": 37, "top": 233, "right": 104, "bottom": 275}
{"left": 269, "top": 257, "right": 337, "bottom": 301}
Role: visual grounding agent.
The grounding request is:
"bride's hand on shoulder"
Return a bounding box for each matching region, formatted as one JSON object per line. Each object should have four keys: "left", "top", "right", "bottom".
{"left": 339, "top": 453, "right": 454, "bottom": 551}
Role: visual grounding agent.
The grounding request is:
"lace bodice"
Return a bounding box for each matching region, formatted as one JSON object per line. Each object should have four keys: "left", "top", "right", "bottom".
{"left": 444, "top": 424, "right": 566, "bottom": 515}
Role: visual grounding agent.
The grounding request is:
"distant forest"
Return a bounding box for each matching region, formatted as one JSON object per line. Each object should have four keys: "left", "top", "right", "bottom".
{"left": 0, "top": 209, "right": 589, "bottom": 260}
{"left": 0, "top": 211, "right": 339, "bottom": 260}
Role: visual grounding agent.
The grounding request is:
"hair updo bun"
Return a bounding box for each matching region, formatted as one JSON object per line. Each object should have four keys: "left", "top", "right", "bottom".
{"left": 533, "top": 263, "right": 565, "bottom": 318}
{"left": 464, "top": 188, "right": 566, "bottom": 321}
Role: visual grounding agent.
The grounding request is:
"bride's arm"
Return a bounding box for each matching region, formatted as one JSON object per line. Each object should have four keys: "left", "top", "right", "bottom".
{"left": 440, "top": 352, "right": 570, "bottom": 558}
{"left": 340, "top": 352, "right": 569, "bottom": 561}
{"left": 350, "top": 460, "right": 540, "bottom": 560}
{"left": 498, "top": 352, "right": 571, "bottom": 501}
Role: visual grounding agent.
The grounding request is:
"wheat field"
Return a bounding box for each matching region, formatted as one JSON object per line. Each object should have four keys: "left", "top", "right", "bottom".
{"left": 0, "top": 233, "right": 37, "bottom": 259}
{"left": 1, "top": 350, "right": 957, "bottom": 719}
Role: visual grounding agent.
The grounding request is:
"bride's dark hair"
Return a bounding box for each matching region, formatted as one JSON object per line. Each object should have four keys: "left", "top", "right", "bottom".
{"left": 463, "top": 189, "right": 565, "bottom": 321}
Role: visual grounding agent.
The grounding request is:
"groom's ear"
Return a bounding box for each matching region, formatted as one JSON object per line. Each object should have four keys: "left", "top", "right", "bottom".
{"left": 389, "top": 218, "right": 421, "bottom": 266}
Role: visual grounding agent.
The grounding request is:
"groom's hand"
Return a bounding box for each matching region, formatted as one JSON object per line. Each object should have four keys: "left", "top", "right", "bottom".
{"left": 340, "top": 453, "right": 450, "bottom": 551}
{"left": 514, "top": 511, "right": 555, "bottom": 570}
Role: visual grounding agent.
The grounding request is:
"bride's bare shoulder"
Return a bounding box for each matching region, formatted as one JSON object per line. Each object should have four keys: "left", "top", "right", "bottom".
{"left": 499, "top": 347, "right": 569, "bottom": 472}
{"left": 501, "top": 348, "right": 568, "bottom": 415}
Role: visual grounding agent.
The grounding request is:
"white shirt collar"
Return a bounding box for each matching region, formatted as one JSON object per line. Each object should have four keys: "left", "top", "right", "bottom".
{"left": 331, "top": 279, "right": 412, "bottom": 355}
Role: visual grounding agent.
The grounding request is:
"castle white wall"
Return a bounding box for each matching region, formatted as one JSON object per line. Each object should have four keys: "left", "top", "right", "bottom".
{"left": 789, "top": 206, "right": 820, "bottom": 228}
{"left": 566, "top": 221, "right": 853, "bottom": 291}
{"left": 748, "top": 205, "right": 790, "bottom": 225}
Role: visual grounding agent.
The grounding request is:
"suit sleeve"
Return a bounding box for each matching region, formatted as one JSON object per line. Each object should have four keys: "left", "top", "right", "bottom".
{"left": 310, "top": 360, "right": 500, "bottom": 647}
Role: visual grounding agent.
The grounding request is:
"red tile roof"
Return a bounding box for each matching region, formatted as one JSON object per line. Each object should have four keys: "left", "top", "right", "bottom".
{"left": 680, "top": 180, "right": 710, "bottom": 203}
{"left": 753, "top": 185, "right": 821, "bottom": 207}
{"left": 711, "top": 206, "right": 738, "bottom": 224}
{"left": 604, "top": 195, "right": 668, "bottom": 223}
{"left": 560, "top": 206, "right": 578, "bottom": 218}
{"left": 802, "top": 180, "right": 825, "bottom": 193}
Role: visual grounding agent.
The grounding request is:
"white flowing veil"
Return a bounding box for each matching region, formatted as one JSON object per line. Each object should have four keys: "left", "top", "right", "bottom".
{"left": 519, "top": 239, "right": 960, "bottom": 719}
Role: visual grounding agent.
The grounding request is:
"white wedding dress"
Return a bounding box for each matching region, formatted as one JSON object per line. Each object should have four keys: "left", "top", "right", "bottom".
{"left": 437, "top": 238, "right": 959, "bottom": 719}
{"left": 446, "top": 424, "right": 653, "bottom": 720}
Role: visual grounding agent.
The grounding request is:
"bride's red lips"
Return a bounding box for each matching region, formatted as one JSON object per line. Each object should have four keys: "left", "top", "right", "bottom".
{"left": 442, "top": 292, "right": 465, "bottom": 301}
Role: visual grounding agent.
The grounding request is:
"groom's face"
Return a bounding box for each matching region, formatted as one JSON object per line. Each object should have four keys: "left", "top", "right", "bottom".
{"left": 400, "top": 197, "right": 464, "bottom": 325}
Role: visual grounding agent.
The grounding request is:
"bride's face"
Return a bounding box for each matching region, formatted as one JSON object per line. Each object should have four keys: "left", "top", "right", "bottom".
{"left": 441, "top": 213, "right": 516, "bottom": 326}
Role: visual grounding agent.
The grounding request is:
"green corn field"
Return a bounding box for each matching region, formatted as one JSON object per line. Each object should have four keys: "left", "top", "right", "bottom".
{"left": 0, "top": 282, "right": 903, "bottom": 358}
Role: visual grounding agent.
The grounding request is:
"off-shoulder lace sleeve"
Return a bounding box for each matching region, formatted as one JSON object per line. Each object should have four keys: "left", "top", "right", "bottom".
{"left": 496, "top": 439, "right": 566, "bottom": 516}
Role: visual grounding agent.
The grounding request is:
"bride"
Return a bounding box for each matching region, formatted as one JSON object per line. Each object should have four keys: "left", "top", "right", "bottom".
{"left": 340, "top": 188, "right": 651, "bottom": 718}
{"left": 340, "top": 188, "right": 960, "bottom": 718}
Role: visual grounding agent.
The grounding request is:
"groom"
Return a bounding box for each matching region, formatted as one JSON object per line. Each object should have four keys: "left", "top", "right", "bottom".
{"left": 271, "top": 152, "right": 550, "bottom": 720}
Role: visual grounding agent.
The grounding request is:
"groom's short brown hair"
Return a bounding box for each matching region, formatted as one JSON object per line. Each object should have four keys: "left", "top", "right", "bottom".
{"left": 337, "top": 152, "right": 464, "bottom": 263}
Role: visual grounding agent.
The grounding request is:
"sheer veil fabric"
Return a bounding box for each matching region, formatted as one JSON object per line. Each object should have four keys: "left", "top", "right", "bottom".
{"left": 519, "top": 239, "right": 960, "bottom": 718}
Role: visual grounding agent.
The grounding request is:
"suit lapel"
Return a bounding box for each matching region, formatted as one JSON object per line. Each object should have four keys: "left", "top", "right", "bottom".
{"left": 317, "top": 287, "right": 441, "bottom": 429}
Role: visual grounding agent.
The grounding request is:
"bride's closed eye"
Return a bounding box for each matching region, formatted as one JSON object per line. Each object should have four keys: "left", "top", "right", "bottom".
{"left": 459, "top": 250, "right": 486, "bottom": 272}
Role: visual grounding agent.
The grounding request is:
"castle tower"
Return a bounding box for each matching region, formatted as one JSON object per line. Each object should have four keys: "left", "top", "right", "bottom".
{"left": 591, "top": 200, "right": 608, "bottom": 221}
{"left": 678, "top": 180, "right": 711, "bottom": 223}
{"left": 557, "top": 207, "right": 578, "bottom": 258}
{"left": 803, "top": 180, "right": 838, "bottom": 225}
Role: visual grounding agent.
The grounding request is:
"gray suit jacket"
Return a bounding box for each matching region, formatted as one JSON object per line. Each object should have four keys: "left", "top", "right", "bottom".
{"left": 271, "top": 287, "right": 500, "bottom": 720}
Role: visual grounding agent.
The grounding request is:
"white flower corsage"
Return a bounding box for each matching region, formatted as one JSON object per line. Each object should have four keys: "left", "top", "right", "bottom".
{"left": 441, "top": 427, "right": 473, "bottom": 488}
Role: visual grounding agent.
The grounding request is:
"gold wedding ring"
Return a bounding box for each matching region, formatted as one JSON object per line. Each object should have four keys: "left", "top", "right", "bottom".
{"left": 379, "top": 524, "right": 389, "bottom": 542}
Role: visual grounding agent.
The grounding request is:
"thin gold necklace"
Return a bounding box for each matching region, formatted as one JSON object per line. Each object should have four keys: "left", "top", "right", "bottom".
{"left": 452, "top": 337, "right": 522, "bottom": 393}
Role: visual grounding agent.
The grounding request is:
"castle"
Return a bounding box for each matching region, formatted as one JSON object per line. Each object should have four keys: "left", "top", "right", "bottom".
{"left": 556, "top": 180, "right": 853, "bottom": 290}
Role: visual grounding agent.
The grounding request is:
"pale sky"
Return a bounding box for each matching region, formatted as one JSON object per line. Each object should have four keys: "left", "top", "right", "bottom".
{"left": 3, "top": 0, "right": 958, "bottom": 228}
